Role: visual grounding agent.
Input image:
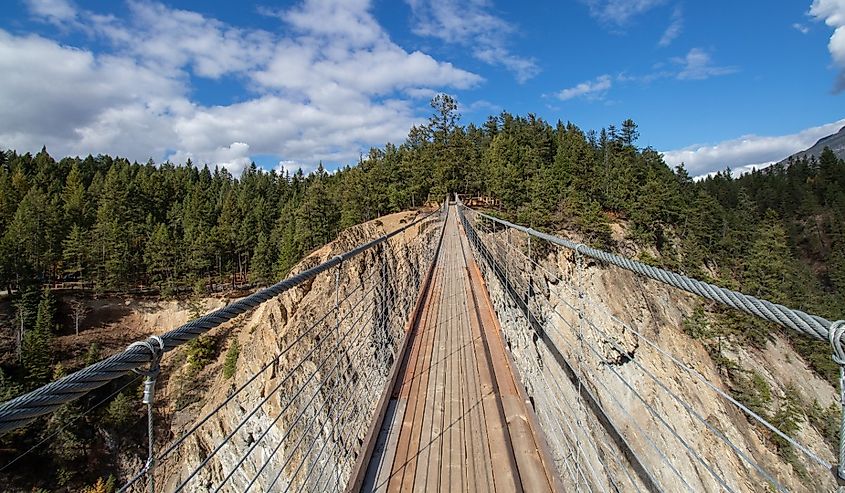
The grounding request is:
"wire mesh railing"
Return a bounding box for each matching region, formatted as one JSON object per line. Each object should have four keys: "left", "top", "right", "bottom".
{"left": 0, "top": 203, "right": 447, "bottom": 493}
{"left": 457, "top": 198, "right": 843, "bottom": 493}
{"left": 121, "top": 207, "right": 447, "bottom": 492}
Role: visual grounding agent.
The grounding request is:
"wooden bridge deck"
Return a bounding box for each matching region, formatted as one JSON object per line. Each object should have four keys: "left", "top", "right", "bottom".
{"left": 359, "top": 205, "right": 557, "bottom": 492}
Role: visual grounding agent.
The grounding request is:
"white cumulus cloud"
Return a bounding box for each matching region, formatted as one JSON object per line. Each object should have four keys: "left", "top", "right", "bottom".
{"left": 673, "top": 48, "right": 737, "bottom": 80}
{"left": 407, "top": 0, "right": 539, "bottom": 83}
{"left": 25, "top": 0, "right": 77, "bottom": 25}
{"left": 662, "top": 119, "right": 845, "bottom": 177}
{"left": 811, "top": 0, "right": 845, "bottom": 92}
{"left": 553, "top": 75, "right": 612, "bottom": 101}
{"left": 8, "top": 0, "right": 483, "bottom": 175}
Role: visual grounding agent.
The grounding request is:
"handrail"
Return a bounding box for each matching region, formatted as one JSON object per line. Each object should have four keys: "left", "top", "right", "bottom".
{"left": 0, "top": 208, "right": 439, "bottom": 435}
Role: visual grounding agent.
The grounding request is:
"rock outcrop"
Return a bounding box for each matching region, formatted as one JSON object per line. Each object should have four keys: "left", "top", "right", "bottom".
{"left": 154, "top": 210, "right": 441, "bottom": 492}
{"left": 475, "top": 224, "right": 838, "bottom": 492}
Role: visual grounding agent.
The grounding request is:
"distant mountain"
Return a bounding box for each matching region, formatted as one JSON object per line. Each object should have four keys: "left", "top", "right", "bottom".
{"left": 779, "top": 125, "right": 845, "bottom": 165}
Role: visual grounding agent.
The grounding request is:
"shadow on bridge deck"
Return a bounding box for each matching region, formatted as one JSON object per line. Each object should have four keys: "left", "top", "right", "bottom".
{"left": 356, "top": 205, "right": 558, "bottom": 492}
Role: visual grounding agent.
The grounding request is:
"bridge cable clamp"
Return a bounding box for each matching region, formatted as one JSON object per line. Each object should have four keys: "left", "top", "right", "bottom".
{"left": 574, "top": 244, "right": 588, "bottom": 303}
{"left": 127, "top": 335, "right": 165, "bottom": 493}
{"left": 828, "top": 320, "right": 845, "bottom": 484}
{"left": 129, "top": 335, "right": 166, "bottom": 399}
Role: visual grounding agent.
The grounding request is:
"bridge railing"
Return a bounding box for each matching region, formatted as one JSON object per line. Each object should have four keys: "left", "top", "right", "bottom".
{"left": 457, "top": 198, "right": 844, "bottom": 493}
{"left": 0, "top": 203, "right": 448, "bottom": 492}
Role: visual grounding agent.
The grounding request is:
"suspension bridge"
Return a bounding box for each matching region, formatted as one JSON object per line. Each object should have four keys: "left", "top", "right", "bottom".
{"left": 0, "top": 197, "right": 844, "bottom": 492}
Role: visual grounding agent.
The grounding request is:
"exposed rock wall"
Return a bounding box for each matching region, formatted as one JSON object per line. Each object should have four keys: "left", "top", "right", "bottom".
{"left": 470, "top": 220, "right": 839, "bottom": 493}
{"left": 154, "top": 211, "right": 442, "bottom": 492}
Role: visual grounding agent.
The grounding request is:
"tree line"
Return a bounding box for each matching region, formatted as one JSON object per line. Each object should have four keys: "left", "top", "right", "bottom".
{"left": 1, "top": 93, "right": 844, "bottom": 489}
{"left": 1, "top": 95, "right": 843, "bottom": 363}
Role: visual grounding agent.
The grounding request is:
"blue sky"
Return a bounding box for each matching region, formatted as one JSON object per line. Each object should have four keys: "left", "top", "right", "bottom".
{"left": 1, "top": 0, "right": 843, "bottom": 177}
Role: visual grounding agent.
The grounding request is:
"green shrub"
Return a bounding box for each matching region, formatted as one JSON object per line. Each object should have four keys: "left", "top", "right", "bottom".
{"left": 733, "top": 370, "right": 772, "bottom": 418}
{"left": 186, "top": 335, "right": 215, "bottom": 373}
{"left": 223, "top": 339, "right": 240, "bottom": 380}
{"left": 683, "top": 305, "right": 710, "bottom": 339}
{"left": 104, "top": 392, "right": 134, "bottom": 429}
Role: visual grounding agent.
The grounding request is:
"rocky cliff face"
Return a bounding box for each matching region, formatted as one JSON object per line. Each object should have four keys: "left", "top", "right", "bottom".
{"left": 152, "top": 210, "right": 441, "bottom": 492}
{"left": 139, "top": 206, "right": 837, "bottom": 492}
{"left": 472, "top": 221, "right": 839, "bottom": 492}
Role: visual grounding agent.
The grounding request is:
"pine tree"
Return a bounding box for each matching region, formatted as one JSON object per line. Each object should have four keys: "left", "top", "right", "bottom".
{"left": 250, "top": 231, "right": 272, "bottom": 284}
{"left": 4, "top": 187, "right": 60, "bottom": 279}
{"left": 145, "top": 223, "right": 174, "bottom": 290}
{"left": 63, "top": 224, "right": 89, "bottom": 284}
{"left": 62, "top": 163, "right": 89, "bottom": 227}
{"left": 22, "top": 288, "right": 56, "bottom": 387}
{"left": 744, "top": 211, "right": 795, "bottom": 303}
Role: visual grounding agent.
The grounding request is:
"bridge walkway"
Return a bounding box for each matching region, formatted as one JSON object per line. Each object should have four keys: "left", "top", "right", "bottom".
{"left": 360, "top": 205, "right": 557, "bottom": 492}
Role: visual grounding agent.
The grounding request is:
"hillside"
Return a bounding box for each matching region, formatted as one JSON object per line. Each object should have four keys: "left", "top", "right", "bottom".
{"left": 1, "top": 94, "right": 844, "bottom": 490}
{"left": 779, "top": 125, "right": 845, "bottom": 165}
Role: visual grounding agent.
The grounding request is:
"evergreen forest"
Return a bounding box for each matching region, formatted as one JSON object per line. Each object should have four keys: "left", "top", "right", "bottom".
{"left": 1, "top": 94, "right": 844, "bottom": 488}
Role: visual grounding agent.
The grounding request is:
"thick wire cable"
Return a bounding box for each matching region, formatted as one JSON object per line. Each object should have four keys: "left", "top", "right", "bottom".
{"left": 0, "top": 374, "right": 142, "bottom": 474}
{"left": 467, "top": 210, "right": 692, "bottom": 492}
{"left": 269, "top": 301, "right": 386, "bottom": 493}
{"left": 467, "top": 206, "right": 842, "bottom": 345}
{"left": 211, "top": 297, "right": 378, "bottom": 492}
{"left": 118, "top": 266, "right": 384, "bottom": 492}
{"left": 266, "top": 249, "right": 409, "bottom": 492}
{"left": 307, "top": 241, "right": 440, "bottom": 491}
{"left": 472, "top": 217, "right": 782, "bottom": 493}
{"left": 475, "top": 213, "right": 601, "bottom": 490}
{"left": 476, "top": 219, "right": 650, "bottom": 493}
{"left": 0, "top": 210, "right": 438, "bottom": 435}
{"left": 246, "top": 303, "right": 379, "bottom": 492}
{"left": 489, "top": 220, "right": 832, "bottom": 472}
{"left": 318, "top": 215, "right": 445, "bottom": 491}
{"left": 170, "top": 283, "right": 381, "bottom": 493}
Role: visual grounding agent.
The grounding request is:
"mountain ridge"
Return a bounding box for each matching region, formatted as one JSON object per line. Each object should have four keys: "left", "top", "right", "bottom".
{"left": 779, "top": 125, "right": 845, "bottom": 165}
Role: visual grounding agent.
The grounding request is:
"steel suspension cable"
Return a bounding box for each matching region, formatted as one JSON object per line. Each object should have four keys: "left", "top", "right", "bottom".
{"left": 171, "top": 282, "right": 382, "bottom": 493}
{"left": 487, "top": 221, "right": 832, "bottom": 471}
{"left": 309, "top": 244, "right": 442, "bottom": 492}
{"left": 322, "top": 221, "right": 446, "bottom": 492}
{"left": 478, "top": 216, "right": 775, "bottom": 492}
{"left": 249, "top": 301, "right": 380, "bottom": 492}
{"left": 118, "top": 267, "right": 384, "bottom": 492}
{"left": 464, "top": 209, "right": 690, "bottom": 493}
{"left": 212, "top": 296, "right": 380, "bottom": 492}
{"left": 466, "top": 206, "right": 842, "bottom": 347}
{"left": 275, "top": 294, "right": 395, "bottom": 493}
{"left": 471, "top": 216, "right": 646, "bottom": 493}
{"left": 0, "top": 209, "right": 438, "bottom": 435}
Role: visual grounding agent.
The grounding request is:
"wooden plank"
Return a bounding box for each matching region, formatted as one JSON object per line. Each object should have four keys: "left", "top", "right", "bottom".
{"left": 439, "top": 228, "right": 456, "bottom": 493}
{"left": 395, "top": 254, "right": 440, "bottom": 491}
{"left": 456, "top": 263, "right": 478, "bottom": 493}
{"left": 414, "top": 235, "right": 449, "bottom": 491}
{"left": 459, "top": 274, "right": 488, "bottom": 492}
{"left": 460, "top": 225, "right": 556, "bottom": 493}
{"left": 447, "top": 231, "right": 464, "bottom": 492}
{"left": 458, "top": 236, "right": 497, "bottom": 492}
{"left": 388, "top": 253, "right": 444, "bottom": 492}
{"left": 359, "top": 206, "right": 562, "bottom": 493}
{"left": 425, "top": 238, "right": 449, "bottom": 491}
{"left": 347, "top": 208, "right": 448, "bottom": 493}
{"left": 460, "top": 251, "right": 522, "bottom": 492}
